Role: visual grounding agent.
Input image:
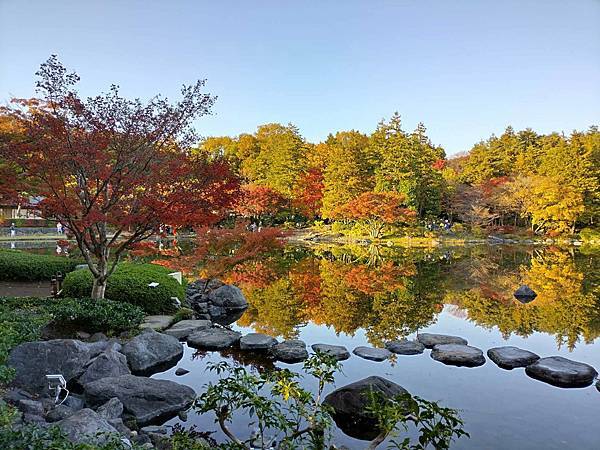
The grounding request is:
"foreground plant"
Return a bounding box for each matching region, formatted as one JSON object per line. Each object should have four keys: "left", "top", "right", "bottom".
{"left": 195, "top": 353, "right": 468, "bottom": 449}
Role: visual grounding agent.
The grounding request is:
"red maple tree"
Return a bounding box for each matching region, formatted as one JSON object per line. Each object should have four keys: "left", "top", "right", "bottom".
{"left": 293, "top": 167, "right": 324, "bottom": 218}
{"left": 0, "top": 56, "right": 240, "bottom": 298}
{"left": 235, "top": 184, "right": 287, "bottom": 223}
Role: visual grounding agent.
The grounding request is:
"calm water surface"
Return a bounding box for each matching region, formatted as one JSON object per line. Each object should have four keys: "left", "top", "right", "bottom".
{"left": 149, "top": 243, "right": 600, "bottom": 449}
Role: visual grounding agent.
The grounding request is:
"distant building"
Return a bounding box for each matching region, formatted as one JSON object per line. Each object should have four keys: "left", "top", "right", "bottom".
{"left": 0, "top": 197, "right": 44, "bottom": 220}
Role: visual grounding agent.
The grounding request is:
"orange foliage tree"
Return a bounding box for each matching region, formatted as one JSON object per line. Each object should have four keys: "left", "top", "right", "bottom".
{"left": 235, "top": 184, "right": 287, "bottom": 224}
{"left": 335, "top": 191, "right": 417, "bottom": 238}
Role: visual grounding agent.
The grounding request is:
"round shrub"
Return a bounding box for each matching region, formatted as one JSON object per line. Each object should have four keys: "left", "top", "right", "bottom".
{"left": 49, "top": 298, "right": 144, "bottom": 332}
{"left": 0, "top": 250, "right": 81, "bottom": 281}
{"left": 61, "top": 263, "right": 184, "bottom": 314}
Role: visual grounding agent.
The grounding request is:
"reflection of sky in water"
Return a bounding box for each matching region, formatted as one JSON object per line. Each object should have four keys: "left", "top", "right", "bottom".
{"left": 156, "top": 303, "right": 600, "bottom": 449}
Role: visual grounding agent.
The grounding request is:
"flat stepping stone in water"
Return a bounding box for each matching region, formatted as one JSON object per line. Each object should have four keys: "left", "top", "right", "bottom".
{"left": 385, "top": 339, "right": 425, "bottom": 355}
{"left": 164, "top": 320, "right": 212, "bottom": 339}
{"left": 271, "top": 340, "right": 309, "bottom": 363}
{"left": 353, "top": 346, "right": 392, "bottom": 361}
{"left": 431, "top": 344, "right": 486, "bottom": 367}
{"left": 311, "top": 343, "right": 351, "bottom": 361}
{"left": 140, "top": 315, "right": 175, "bottom": 331}
{"left": 417, "top": 333, "right": 467, "bottom": 349}
{"left": 239, "top": 333, "right": 278, "bottom": 351}
{"left": 487, "top": 346, "right": 540, "bottom": 370}
{"left": 175, "top": 368, "right": 189, "bottom": 376}
{"left": 187, "top": 328, "right": 241, "bottom": 350}
{"left": 525, "top": 356, "right": 598, "bottom": 388}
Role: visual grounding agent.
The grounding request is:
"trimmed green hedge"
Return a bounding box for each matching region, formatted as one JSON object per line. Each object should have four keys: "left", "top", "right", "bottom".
{"left": 50, "top": 298, "right": 145, "bottom": 332}
{"left": 0, "top": 250, "right": 81, "bottom": 281}
{"left": 62, "top": 263, "right": 184, "bottom": 314}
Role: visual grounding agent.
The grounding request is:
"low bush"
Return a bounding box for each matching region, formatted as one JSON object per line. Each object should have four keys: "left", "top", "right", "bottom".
{"left": 0, "top": 250, "right": 81, "bottom": 281}
{"left": 579, "top": 227, "right": 600, "bottom": 243}
{"left": 0, "top": 297, "right": 51, "bottom": 384}
{"left": 50, "top": 298, "right": 145, "bottom": 332}
{"left": 62, "top": 263, "right": 185, "bottom": 314}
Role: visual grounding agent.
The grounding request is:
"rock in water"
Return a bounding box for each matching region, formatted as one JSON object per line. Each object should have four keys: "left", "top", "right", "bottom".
{"left": 430, "top": 344, "right": 486, "bottom": 367}
{"left": 55, "top": 408, "right": 119, "bottom": 444}
{"left": 323, "top": 376, "right": 409, "bottom": 440}
{"left": 187, "top": 328, "right": 241, "bottom": 349}
{"left": 84, "top": 374, "right": 195, "bottom": 426}
{"left": 352, "top": 346, "right": 392, "bottom": 362}
{"left": 525, "top": 356, "right": 597, "bottom": 387}
{"left": 311, "top": 343, "right": 351, "bottom": 361}
{"left": 385, "top": 339, "right": 425, "bottom": 355}
{"left": 120, "top": 329, "right": 183, "bottom": 375}
{"left": 417, "top": 333, "right": 468, "bottom": 348}
{"left": 186, "top": 280, "right": 248, "bottom": 326}
{"left": 271, "top": 340, "right": 309, "bottom": 363}
{"left": 513, "top": 285, "right": 537, "bottom": 303}
{"left": 239, "top": 333, "right": 278, "bottom": 351}
{"left": 487, "top": 346, "right": 540, "bottom": 370}
{"left": 7, "top": 339, "right": 114, "bottom": 395}
{"left": 175, "top": 367, "right": 190, "bottom": 376}
{"left": 163, "top": 319, "right": 212, "bottom": 339}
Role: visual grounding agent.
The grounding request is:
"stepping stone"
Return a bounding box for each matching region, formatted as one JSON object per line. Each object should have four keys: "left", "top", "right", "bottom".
{"left": 525, "top": 356, "right": 598, "bottom": 388}
{"left": 175, "top": 368, "right": 189, "bottom": 376}
{"left": 271, "top": 340, "right": 309, "bottom": 363}
{"left": 353, "top": 346, "right": 392, "bottom": 362}
{"left": 430, "top": 344, "right": 486, "bottom": 367}
{"left": 417, "top": 333, "right": 467, "bottom": 349}
{"left": 187, "top": 328, "right": 241, "bottom": 350}
{"left": 163, "top": 319, "right": 212, "bottom": 339}
{"left": 311, "top": 343, "right": 351, "bottom": 361}
{"left": 239, "top": 333, "right": 278, "bottom": 351}
{"left": 385, "top": 339, "right": 425, "bottom": 355}
{"left": 139, "top": 315, "right": 175, "bottom": 331}
{"left": 487, "top": 346, "right": 540, "bottom": 369}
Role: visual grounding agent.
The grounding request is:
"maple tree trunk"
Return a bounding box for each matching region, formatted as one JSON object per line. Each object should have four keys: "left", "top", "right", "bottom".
{"left": 90, "top": 255, "right": 109, "bottom": 300}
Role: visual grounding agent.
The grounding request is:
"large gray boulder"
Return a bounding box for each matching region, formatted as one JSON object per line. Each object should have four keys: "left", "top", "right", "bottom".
{"left": 431, "top": 344, "right": 486, "bottom": 367}
{"left": 417, "top": 333, "right": 468, "bottom": 348}
{"left": 323, "top": 376, "right": 409, "bottom": 440}
{"left": 7, "top": 339, "right": 114, "bottom": 394}
{"left": 271, "top": 340, "right": 309, "bottom": 363}
{"left": 525, "top": 356, "right": 598, "bottom": 387}
{"left": 163, "top": 319, "right": 212, "bottom": 339}
{"left": 120, "top": 329, "right": 183, "bottom": 375}
{"left": 187, "top": 328, "right": 241, "bottom": 349}
{"left": 353, "top": 346, "right": 392, "bottom": 362}
{"left": 55, "top": 408, "right": 120, "bottom": 444}
{"left": 385, "top": 339, "right": 425, "bottom": 355}
{"left": 77, "top": 347, "right": 130, "bottom": 386}
{"left": 84, "top": 374, "right": 195, "bottom": 426}
{"left": 239, "top": 333, "right": 278, "bottom": 351}
{"left": 311, "top": 343, "right": 351, "bottom": 361}
{"left": 487, "top": 346, "right": 540, "bottom": 370}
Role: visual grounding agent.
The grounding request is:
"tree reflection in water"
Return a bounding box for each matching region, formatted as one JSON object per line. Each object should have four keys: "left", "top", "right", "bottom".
{"left": 165, "top": 241, "right": 600, "bottom": 351}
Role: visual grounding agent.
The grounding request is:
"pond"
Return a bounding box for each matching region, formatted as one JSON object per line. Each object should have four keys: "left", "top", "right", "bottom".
{"left": 6, "top": 240, "right": 600, "bottom": 448}
{"left": 149, "top": 242, "right": 600, "bottom": 449}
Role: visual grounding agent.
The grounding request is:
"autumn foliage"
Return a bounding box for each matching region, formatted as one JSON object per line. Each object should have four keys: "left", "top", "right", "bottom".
{"left": 335, "top": 191, "right": 417, "bottom": 237}
{"left": 0, "top": 56, "right": 239, "bottom": 298}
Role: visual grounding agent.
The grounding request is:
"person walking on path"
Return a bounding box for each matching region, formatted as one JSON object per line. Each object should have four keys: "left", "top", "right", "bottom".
{"left": 57, "top": 222, "right": 63, "bottom": 234}
{"left": 9, "top": 222, "right": 16, "bottom": 237}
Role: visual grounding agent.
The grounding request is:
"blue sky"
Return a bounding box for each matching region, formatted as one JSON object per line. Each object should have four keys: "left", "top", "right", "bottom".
{"left": 1, "top": 0, "right": 599, "bottom": 154}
